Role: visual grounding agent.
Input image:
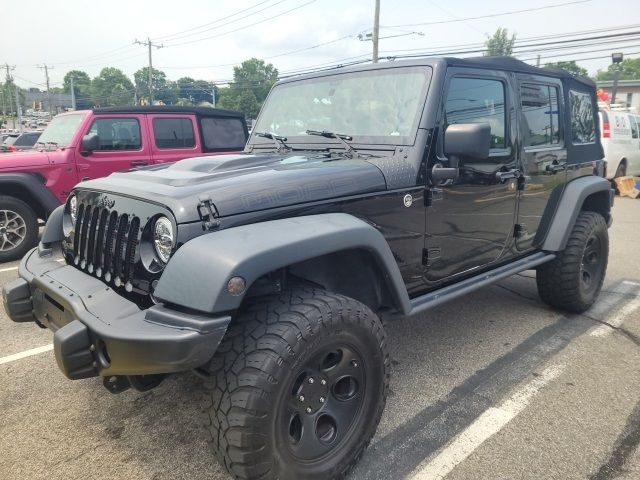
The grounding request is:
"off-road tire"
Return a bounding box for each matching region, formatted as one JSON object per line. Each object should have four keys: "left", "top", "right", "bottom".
{"left": 536, "top": 211, "right": 608, "bottom": 313}
{"left": 0, "top": 195, "right": 39, "bottom": 263}
{"left": 200, "top": 288, "right": 390, "bottom": 480}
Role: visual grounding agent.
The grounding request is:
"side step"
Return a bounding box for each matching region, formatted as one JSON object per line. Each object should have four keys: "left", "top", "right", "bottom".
{"left": 408, "top": 252, "right": 555, "bottom": 316}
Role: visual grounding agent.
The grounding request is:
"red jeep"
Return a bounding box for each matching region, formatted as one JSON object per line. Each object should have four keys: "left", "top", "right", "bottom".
{"left": 0, "top": 106, "right": 248, "bottom": 261}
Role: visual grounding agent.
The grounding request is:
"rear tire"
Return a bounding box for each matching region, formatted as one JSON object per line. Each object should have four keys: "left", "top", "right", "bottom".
{"left": 0, "top": 196, "right": 39, "bottom": 263}
{"left": 200, "top": 288, "right": 389, "bottom": 480}
{"left": 536, "top": 211, "right": 608, "bottom": 313}
{"left": 614, "top": 161, "right": 627, "bottom": 178}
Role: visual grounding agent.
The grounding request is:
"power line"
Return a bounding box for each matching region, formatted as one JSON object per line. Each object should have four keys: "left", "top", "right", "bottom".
{"left": 382, "top": 0, "right": 592, "bottom": 29}
{"left": 134, "top": 38, "right": 164, "bottom": 103}
{"left": 152, "top": 0, "right": 288, "bottom": 43}
{"left": 163, "top": 0, "right": 317, "bottom": 48}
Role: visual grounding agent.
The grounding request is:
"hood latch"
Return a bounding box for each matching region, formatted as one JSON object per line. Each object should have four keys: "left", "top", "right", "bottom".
{"left": 198, "top": 198, "right": 220, "bottom": 231}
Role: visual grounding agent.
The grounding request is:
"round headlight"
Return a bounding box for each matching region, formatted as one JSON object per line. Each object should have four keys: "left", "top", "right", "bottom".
{"left": 153, "top": 216, "right": 174, "bottom": 263}
{"left": 69, "top": 195, "right": 78, "bottom": 225}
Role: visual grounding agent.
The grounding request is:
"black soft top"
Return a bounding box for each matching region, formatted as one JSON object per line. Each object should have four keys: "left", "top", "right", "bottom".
{"left": 93, "top": 106, "right": 245, "bottom": 118}
{"left": 444, "top": 56, "right": 596, "bottom": 87}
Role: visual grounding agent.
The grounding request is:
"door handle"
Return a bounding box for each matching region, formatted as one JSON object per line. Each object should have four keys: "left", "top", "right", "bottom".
{"left": 545, "top": 162, "right": 567, "bottom": 173}
{"left": 130, "top": 160, "right": 148, "bottom": 167}
{"left": 495, "top": 169, "right": 520, "bottom": 182}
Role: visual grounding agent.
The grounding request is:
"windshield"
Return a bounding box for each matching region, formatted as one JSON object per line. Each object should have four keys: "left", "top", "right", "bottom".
{"left": 253, "top": 66, "right": 431, "bottom": 145}
{"left": 37, "top": 113, "right": 86, "bottom": 147}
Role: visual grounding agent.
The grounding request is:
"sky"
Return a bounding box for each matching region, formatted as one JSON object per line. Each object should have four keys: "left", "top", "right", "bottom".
{"left": 4, "top": 0, "right": 640, "bottom": 90}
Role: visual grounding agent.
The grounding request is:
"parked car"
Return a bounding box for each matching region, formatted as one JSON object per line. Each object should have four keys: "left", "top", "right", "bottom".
{"left": 2, "top": 131, "right": 42, "bottom": 152}
{"left": 0, "top": 106, "right": 248, "bottom": 261}
{"left": 3, "top": 57, "right": 612, "bottom": 480}
{"left": 599, "top": 109, "right": 640, "bottom": 178}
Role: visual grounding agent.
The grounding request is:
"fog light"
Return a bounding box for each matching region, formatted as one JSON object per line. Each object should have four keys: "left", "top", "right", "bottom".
{"left": 227, "top": 276, "right": 246, "bottom": 296}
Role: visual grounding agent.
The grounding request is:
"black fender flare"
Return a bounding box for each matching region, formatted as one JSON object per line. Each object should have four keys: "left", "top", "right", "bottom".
{"left": 541, "top": 176, "right": 614, "bottom": 252}
{"left": 154, "top": 213, "right": 411, "bottom": 315}
{"left": 0, "top": 173, "right": 60, "bottom": 218}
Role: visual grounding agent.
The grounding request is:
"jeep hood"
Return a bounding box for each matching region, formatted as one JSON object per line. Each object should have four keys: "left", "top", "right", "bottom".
{"left": 0, "top": 149, "right": 53, "bottom": 169}
{"left": 78, "top": 153, "right": 387, "bottom": 223}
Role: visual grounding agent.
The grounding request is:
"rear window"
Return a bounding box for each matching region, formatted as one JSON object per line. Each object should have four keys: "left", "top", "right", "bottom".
{"left": 14, "top": 132, "right": 41, "bottom": 146}
{"left": 153, "top": 118, "right": 196, "bottom": 149}
{"left": 569, "top": 90, "right": 596, "bottom": 144}
{"left": 200, "top": 117, "right": 247, "bottom": 150}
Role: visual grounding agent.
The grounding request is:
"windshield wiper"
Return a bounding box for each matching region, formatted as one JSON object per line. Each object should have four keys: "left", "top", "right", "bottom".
{"left": 255, "top": 132, "right": 290, "bottom": 153}
{"left": 305, "top": 130, "right": 359, "bottom": 158}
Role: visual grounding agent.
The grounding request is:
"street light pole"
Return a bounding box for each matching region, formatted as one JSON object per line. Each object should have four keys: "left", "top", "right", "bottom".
{"left": 611, "top": 52, "right": 623, "bottom": 105}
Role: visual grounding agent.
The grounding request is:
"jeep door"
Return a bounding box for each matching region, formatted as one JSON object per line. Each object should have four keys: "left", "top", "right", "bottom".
{"left": 515, "top": 75, "right": 567, "bottom": 251}
{"left": 74, "top": 115, "right": 151, "bottom": 179}
{"left": 424, "top": 69, "right": 519, "bottom": 283}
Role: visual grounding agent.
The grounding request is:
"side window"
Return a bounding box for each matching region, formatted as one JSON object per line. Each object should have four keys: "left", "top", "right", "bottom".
{"left": 629, "top": 115, "right": 639, "bottom": 139}
{"left": 200, "top": 117, "right": 247, "bottom": 150}
{"left": 88, "top": 118, "right": 141, "bottom": 151}
{"left": 569, "top": 90, "right": 596, "bottom": 144}
{"left": 445, "top": 77, "right": 506, "bottom": 150}
{"left": 153, "top": 118, "right": 195, "bottom": 149}
{"left": 521, "top": 83, "right": 561, "bottom": 147}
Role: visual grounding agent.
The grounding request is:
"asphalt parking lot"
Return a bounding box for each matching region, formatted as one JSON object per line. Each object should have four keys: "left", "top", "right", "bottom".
{"left": 1, "top": 198, "right": 639, "bottom": 480}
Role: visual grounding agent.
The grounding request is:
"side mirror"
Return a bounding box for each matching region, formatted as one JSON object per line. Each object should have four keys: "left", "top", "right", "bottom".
{"left": 444, "top": 123, "right": 491, "bottom": 161}
{"left": 81, "top": 133, "right": 99, "bottom": 155}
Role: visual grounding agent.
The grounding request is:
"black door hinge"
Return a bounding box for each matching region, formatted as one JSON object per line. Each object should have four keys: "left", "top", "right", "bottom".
{"left": 422, "top": 247, "right": 441, "bottom": 265}
{"left": 425, "top": 188, "right": 443, "bottom": 207}
{"left": 198, "top": 198, "right": 220, "bottom": 231}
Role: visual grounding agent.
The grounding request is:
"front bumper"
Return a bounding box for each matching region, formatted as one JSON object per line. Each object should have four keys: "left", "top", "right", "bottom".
{"left": 2, "top": 247, "right": 230, "bottom": 380}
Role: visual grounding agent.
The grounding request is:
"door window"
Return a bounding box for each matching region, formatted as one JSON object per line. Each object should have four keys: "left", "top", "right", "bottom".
{"left": 88, "top": 118, "right": 141, "bottom": 151}
{"left": 153, "top": 118, "right": 195, "bottom": 149}
{"left": 200, "top": 117, "right": 247, "bottom": 150}
{"left": 521, "top": 84, "right": 561, "bottom": 147}
{"left": 569, "top": 90, "right": 596, "bottom": 144}
{"left": 445, "top": 77, "right": 506, "bottom": 150}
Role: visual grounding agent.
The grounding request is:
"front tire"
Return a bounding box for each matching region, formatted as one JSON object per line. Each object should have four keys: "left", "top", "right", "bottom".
{"left": 536, "top": 211, "right": 608, "bottom": 313}
{"left": 201, "top": 288, "right": 389, "bottom": 480}
{"left": 0, "top": 196, "right": 39, "bottom": 263}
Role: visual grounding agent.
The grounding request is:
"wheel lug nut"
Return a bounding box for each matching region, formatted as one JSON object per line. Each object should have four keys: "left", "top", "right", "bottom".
{"left": 306, "top": 407, "right": 312, "bottom": 413}
{"left": 351, "top": 360, "right": 358, "bottom": 367}
{"left": 320, "top": 379, "right": 326, "bottom": 385}
{"left": 298, "top": 395, "right": 305, "bottom": 402}
{"left": 319, "top": 397, "right": 325, "bottom": 403}
{"left": 308, "top": 377, "right": 314, "bottom": 384}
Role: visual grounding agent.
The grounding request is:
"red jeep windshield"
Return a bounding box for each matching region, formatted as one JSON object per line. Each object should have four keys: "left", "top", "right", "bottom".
{"left": 37, "top": 113, "right": 86, "bottom": 147}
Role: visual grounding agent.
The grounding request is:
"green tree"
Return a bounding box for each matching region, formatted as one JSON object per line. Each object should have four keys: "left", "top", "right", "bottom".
{"left": 91, "top": 67, "right": 134, "bottom": 107}
{"left": 219, "top": 58, "right": 278, "bottom": 118}
{"left": 63, "top": 70, "right": 92, "bottom": 109}
{"left": 595, "top": 58, "right": 640, "bottom": 81}
{"left": 544, "top": 61, "right": 589, "bottom": 77}
{"left": 176, "top": 77, "right": 215, "bottom": 104}
{"left": 484, "top": 28, "right": 516, "bottom": 56}
{"left": 134, "top": 67, "right": 169, "bottom": 104}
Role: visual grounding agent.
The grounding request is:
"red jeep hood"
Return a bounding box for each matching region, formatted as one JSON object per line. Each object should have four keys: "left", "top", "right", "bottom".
{"left": 0, "top": 149, "right": 55, "bottom": 170}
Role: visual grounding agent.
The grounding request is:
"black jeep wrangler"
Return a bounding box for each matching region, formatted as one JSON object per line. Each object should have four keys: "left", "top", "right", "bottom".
{"left": 3, "top": 57, "right": 613, "bottom": 480}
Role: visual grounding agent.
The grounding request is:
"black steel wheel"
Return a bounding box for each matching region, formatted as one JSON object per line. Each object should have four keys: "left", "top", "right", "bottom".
{"left": 201, "top": 288, "right": 389, "bottom": 480}
{"left": 537, "top": 211, "right": 608, "bottom": 313}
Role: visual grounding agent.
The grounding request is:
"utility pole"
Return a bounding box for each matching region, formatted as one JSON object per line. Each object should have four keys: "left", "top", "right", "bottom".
{"left": 212, "top": 84, "right": 216, "bottom": 107}
{"left": 536, "top": 54, "right": 541, "bottom": 67}
{"left": 372, "top": 0, "right": 380, "bottom": 63}
{"left": 70, "top": 76, "right": 76, "bottom": 110}
{"left": 4, "top": 63, "right": 21, "bottom": 130}
{"left": 134, "top": 38, "right": 164, "bottom": 104}
{"left": 37, "top": 64, "right": 54, "bottom": 117}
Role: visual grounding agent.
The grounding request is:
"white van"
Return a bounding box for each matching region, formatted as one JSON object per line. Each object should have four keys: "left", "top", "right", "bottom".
{"left": 598, "top": 110, "right": 640, "bottom": 179}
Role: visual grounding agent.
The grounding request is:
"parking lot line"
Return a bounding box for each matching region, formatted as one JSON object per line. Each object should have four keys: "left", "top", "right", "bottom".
{"left": 0, "top": 266, "right": 18, "bottom": 273}
{"left": 0, "top": 344, "right": 53, "bottom": 365}
{"left": 590, "top": 297, "right": 640, "bottom": 337}
{"left": 410, "top": 364, "right": 566, "bottom": 480}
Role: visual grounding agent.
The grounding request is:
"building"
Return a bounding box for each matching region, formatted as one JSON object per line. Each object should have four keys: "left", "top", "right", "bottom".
{"left": 596, "top": 79, "right": 640, "bottom": 113}
{"left": 24, "top": 91, "right": 73, "bottom": 114}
